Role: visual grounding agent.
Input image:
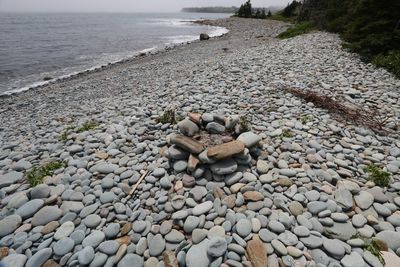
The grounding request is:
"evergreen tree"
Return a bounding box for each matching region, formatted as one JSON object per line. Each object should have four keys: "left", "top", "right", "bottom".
{"left": 267, "top": 10, "right": 272, "bottom": 17}
{"left": 255, "top": 9, "right": 261, "bottom": 19}
{"left": 261, "top": 9, "right": 267, "bottom": 19}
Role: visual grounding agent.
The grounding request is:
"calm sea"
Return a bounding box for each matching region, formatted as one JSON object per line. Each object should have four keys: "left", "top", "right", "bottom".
{"left": 0, "top": 12, "right": 230, "bottom": 95}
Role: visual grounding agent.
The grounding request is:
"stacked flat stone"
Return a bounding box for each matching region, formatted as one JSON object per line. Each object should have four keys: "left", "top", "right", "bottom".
{"left": 165, "top": 113, "right": 262, "bottom": 179}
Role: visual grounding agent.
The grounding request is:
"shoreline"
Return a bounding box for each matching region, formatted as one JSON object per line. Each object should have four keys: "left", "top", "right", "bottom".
{"left": 0, "top": 20, "right": 229, "bottom": 98}
{"left": 0, "top": 17, "right": 399, "bottom": 267}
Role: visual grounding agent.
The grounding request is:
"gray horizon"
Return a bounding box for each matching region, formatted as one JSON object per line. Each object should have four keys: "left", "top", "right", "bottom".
{"left": 0, "top": 0, "right": 291, "bottom": 13}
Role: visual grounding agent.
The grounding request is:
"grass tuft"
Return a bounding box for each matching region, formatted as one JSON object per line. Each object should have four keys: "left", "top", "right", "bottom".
{"left": 239, "top": 116, "right": 252, "bottom": 132}
{"left": 277, "top": 22, "right": 316, "bottom": 39}
{"left": 365, "top": 165, "right": 391, "bottom": 187}
{"left": 27, "top": 161, "right": 66, "bottom": 187}
{"left": 366, "top": 239, "right": 387, "bottom": 265}
{"left": 156, "top": 109, "right": 179, "bottom": 124}
{"left": 76, "top": 121, "right": 97, "bottom": 133}
{"left": 280, "top": 129, "right": 293, "bottom": 138}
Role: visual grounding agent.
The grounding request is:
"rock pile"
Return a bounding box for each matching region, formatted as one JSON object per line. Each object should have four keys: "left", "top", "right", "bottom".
{"left": 165, "top": 112, "right": 262, "bottom": 179}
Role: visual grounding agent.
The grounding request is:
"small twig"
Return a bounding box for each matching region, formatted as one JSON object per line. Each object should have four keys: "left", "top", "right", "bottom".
{"left": 122, "top": 170, "right": 149, "bottom": 204}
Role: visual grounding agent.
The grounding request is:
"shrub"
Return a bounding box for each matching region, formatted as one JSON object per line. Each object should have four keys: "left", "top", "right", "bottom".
{"left": 277, "top": 22, "right": 316, "bottom": 39}
{"left": 372, "top": 51, "right": 400, "bottom": 78}
{"left": 27, "top": 161, "right": 66, "bottom": 187}
{"left": 365, "top": 165, "right": 390, "bottom": 187}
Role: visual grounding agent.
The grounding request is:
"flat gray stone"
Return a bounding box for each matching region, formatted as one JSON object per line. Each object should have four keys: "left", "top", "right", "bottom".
{"left": 206, "top": 122, "right": 225, "bottom": 134}
{"left": 192, "top": 201, "right": 213, "bottom": 216}
{"left": 0, "top": 171, "right": 24, "bottom": 189}
{"left": 178, "top": 119, "right": 200, "bottom": 136}
{"left": 84, "top": 214, "right": 101, "bottom": 228}
{"left": 269, "top": 220, "right": 285, "bottom": 233}
{"left": 334, "top": 188, "right": 353, "bottom": 210}
{"left": 186, "top": 239, "right": 210, "bottom": 267}
{"left": 210, "top": 159, "right": 237, "bottom": 175}
{"left": 271, "top": 239, "right": 287, "bottom": 255}
{"left": 354, "top": 191, "right": 374, "bottom": 210}
{"left": 1, "top": 253, "right": 27, "bottom": 267}
{"left": 25, "top": 248, "right": 52, "bottom": 267}
{"left": 376, "top": 230, "right": 400, "bottom": 251}
{"left": 323, "top": 239, "right": 345, "bottom": 258}
{"left": 324, "top": 222, "right": 356, "bottom": 241}
{"left": 148, "top": 234, "right": 165, "bottom": 257}
{"left": 236, "top": 219, "right": 251, "bottom": 237}
{"left": 31, "top": 206, "right": 62, "bottom": 226}
{"left": 30, "top": 184, "right": 50, "bottom": 199}
{"left": 53, "top": 237, "right": 74, "bottom": 256}
{"left": 98, "top": 240, "right": 120, "bottom": 255}
{"left": 207, "top": 236, "right": 227, "bottom": 257}
{"left": 90, "top": 162, "right": 118, "bottom": 174}
{"left": 237, "top": 132, "right": 261, "bottom": 148}
{"left": 15, "top": 199, "right": 44, "bottom": 219}
{"left": 117, "top": 253, "right": 144, "bottom": 267}
{"left": 0, "top": 214, "right": 22, "bottom": 237}
{"left": 104, "top": 223, "right": 120, "bottom": 239}
{"left": 78, "top": 246, "right": 95, "bottom": 265}
{"left": 100, "top": 191, "right": 116, "bottom": 204}
{"left": 54, "top": 221, "right": 75, "bottom": 240}
{"left": 341, "top": 251, "right": 365, "bottom": 267}
{"left": 82, "top": 230, "right": 105, "bottom": 247}
{"left": 165, "top": 229, "right": 184, "bottom": 243}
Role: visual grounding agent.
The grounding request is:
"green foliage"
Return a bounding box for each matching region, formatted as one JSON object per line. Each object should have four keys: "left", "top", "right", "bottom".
{"left": 236, "top": 1, "right": 267, "bottom": 19}
{"left": 282, "top": 0, "right": 302, "bottom": 18}
{"left": 365, "top": 165, "right": 391, "bottom": 187}
{"left": 156, "top": 109, "right": 178, "bottom": 124}
{"left": 267, "top": 10, "right": 272, "bottom": 17}
{"left": 27, "top": 161, "right": 66, "bottom": 187}
{"left": 372, "top": 50, "right": 400, "bottom": 78}
{"left": 239, "top": 116, "right": 252, "bottom": 132}
{"left": 237, "top": 0, "right": 253, "bottom": 18}
{"left": 300, "top": 115, "right": 313, "bottom": 124}
{"left": 76, "top": 121, "right": 97, "bottom": 133}
{"left": 60, "top": 121, "right": 97, "bottom": 141}
{"left": 277, "top": 22, "right": 316, "bottom": 39}
{"left": 268, "top": 12, "right": 296, "bottom": 22}
{"left": 60, "top": 125, "right": 74, "bottom": 141}
{"left": 280, "top": 129, "right": 293, "bottom": 138}
{"left": 366, "top": 239, "right": 386, "bottom": 265}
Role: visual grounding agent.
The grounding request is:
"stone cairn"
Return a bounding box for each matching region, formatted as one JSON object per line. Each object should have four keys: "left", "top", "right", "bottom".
{"left": 164, "top": 113, "right": 262, "bottom": 179}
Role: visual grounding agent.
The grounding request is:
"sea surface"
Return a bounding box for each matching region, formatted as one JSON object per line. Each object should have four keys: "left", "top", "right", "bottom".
{"left": 0, "top": 12, "right": 231, "bottom": 95}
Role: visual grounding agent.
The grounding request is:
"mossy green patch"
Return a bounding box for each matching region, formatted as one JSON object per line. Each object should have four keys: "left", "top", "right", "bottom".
{"left": 27, "top": 161, "right": 66, "bottom": 187}
{"left": 277, "top": 22, "right": 316, "bottom": 39}
{"left": 365, "top": 165, "right": 390, "bottom": 187}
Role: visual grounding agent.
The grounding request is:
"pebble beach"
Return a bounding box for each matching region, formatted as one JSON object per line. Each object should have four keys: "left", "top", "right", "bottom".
{"left": 0, "top": 17, "right": 400, "bottom": 267}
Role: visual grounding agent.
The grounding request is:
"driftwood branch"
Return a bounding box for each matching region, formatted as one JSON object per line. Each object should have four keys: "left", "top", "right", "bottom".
{"left": 122, "top": 170, "right": 149, "bottom": 203}
{"left": 287, "top": 88, "right": 394, "bottom": 135}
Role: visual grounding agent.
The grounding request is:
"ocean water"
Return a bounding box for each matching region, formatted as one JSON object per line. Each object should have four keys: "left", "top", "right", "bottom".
{"left": 0, "top": 12, "right": 231, "bottom": 95}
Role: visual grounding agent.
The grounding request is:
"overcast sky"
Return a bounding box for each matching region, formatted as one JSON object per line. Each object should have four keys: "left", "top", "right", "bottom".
{"left": 0, "top": 0, "right": 291, "bottom": 13}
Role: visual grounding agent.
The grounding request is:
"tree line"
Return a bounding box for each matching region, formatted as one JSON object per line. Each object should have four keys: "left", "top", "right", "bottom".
{"left": 236, "top": 0, "right": 272, "bottom": 19}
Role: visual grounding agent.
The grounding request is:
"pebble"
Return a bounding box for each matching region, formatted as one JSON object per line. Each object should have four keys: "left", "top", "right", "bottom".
{"left": 78, "top": 246, "right": 95, "bottom": 265}
{"left": 236, "top": 219, "right": 252, "bottom": 237}
{"left": 0, "top": 215, "right": 22, "bottom": 237}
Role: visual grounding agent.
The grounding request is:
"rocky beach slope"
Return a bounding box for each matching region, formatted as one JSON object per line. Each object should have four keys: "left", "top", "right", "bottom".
{"left": 0, "top": 17, "right": 400, "bottom": 267}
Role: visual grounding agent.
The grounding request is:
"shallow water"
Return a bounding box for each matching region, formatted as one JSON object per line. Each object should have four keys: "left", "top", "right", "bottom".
{"left": 0, "top": 12, "right": 230, "bottom": 95}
